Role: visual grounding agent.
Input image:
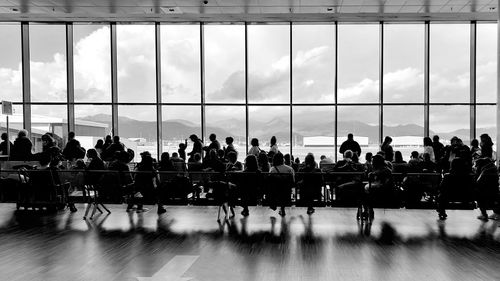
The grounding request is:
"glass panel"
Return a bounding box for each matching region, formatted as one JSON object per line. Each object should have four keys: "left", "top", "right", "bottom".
{"left": 0, "top": 105, "right": 23, "bottom": 143}
{"left": 118, "top": 105, "right": 157, "bottom": 161}
{"left": 476, "top": 105, "right": 496, "bottom": 148}
{"left": 117, "top": 24, "right": 156, "bottom": 103}
{"left": 337, "top": 106, "right": 379, "bottom": 162}
{"left": 205, "top": 106, "right": 246, "bottom": 161}
{"left": 74, "top": 105, "right": 112, "bottom": 150}
{"left": 430, "top": 24, "right": 470, "bottom": 103}
{"left": 248, "top": 106, "right": 290, "bottom": 155}
{"left": 292, "top": 106, "right": 335, "bottom": 161}
{"left": 31, "top": 105, "right": 68, "bottom": 152}
{"left": 74, "top": 24, "right": 111, "bottom": 102}
{"left": 205, "top": 25, "right": 245, "bottom": 103}
{"left": 338, "top": 24, "right": 379, "bottom": 103}
{"left": 30, "top": 24, "right": 67, "bottom": 102}
{"left": 292, "top": 24, "right": 335, "bottom": 103}
{"left": 384, "top": 24, "right": 424, "bottom": 103}
{"left": 248, "top": 25, "right": 290, "bottom": 103}
{"left": 161, "top": 24, "right": 201, "bottom": 103}
{"left": 429, "top": 105, "right": 470, "bottom": 145}
{"left": 383, "top": 106, "right": 424, "bottom": 161}
{"left": 477, "top": 23, "right": 497, "bottom": 103}
{"left": 0, "top": 24, "right": 22, "bottom": 102}
{"left": 162, "top": 106, "right": 201, "bottom": 155}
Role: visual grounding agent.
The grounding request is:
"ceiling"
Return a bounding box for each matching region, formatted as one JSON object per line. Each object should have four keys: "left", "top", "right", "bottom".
{"left": 0, "top": 0, "right": 498, "bottom": 22}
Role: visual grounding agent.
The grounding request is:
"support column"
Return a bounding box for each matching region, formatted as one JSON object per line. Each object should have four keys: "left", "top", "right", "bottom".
{"left": 155, "top": 23, "right": 162, "bottom": 158}
{"left": 66, "top": 23, "right": 75, "bottom": 135}
{"left": 21, "top": 22, "right": 31, "bottom": 133}
{"left": 110, "top": 23, "right": 118, "bottom": 136}
{"left": 496, "top": 3, "right": 500, "bottom": 163}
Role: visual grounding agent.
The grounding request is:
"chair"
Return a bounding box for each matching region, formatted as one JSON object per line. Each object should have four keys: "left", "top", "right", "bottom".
{"left": 83, "top": 183, "right": 111, "bottom": 220}
{"left": 266, "top": 173, "right": 294, "bottom": 209}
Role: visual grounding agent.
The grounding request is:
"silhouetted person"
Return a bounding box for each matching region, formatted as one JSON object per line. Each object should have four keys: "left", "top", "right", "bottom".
{"left": 239, "top": 154, "right": 261, "bottom": 217}
{"left": 63, "top": 132, "right": 85, "bottom": 161}
{"left": 363, "top": 154, "right": 393, "bottom": 221}
{"left": 226, "top": 151, "right": 243, "bottom": 171}
{"left": 474, "top": 158, "right": 498, "bottom": 221}
{"left": 257, "top": 151, "right": 270, "bottom": 172}
{"left": 432, "top": 135, "right": 444, "bottom": 164}
{"left": 269, "top": 136, "right": 279, "bottom": 154}
{"left": 248, "top": 138, "right": 261, "bottom": 156}
{"left": 11, "top": 129, "right": 33, "bottom": 161}
{"left": 204, "top": 133, "right": 220, "bottom": 153}
{"left": 269, "top": 152, "right": 294, "bottom": 216}
{"left": 364, "top": 152, "right": 373, "bottom": 172}
{"left": 480, "top": 133, "right": 494, "bottom": 159}
{"left": 178, "top": 139, "right": 187, "bottom": 161}
{"left": 85, "top": 148, "right": 105, "bottom": 187}
{"left": 187, "top": 134, "right": 203, "bottom": 158}
{"left": 381, "top": 136, "right": 394, "bottom": 162}
{"left": 103, "top": 135, "right": 112, "bottom": 151}
{"left": 158, "top": 152, "right": 175, "bottom": 171}
{"left": 187, "top": 153, "right": 203, "bottom": 172}
{"left": 421, "top": 153, "right": 436, "bottom": 172}
{"left": 408, "top": 151, "right": 423, "bottom": 172}
{"left": 223, "top": 137, "right": 237, "bottom": 159}
{"left": 94, "top": 139, "right": 104, "bottom": 156}
{"left": 104, "top": 136, "right": 125, "bottom": 160}
{"left": 339, "top": 133, "right": 361, "bottom": 157}
{"left": 0, "top": 132, "right": 13, "bottom": 156}
{"left": 392, "top": 151, "right": 408, "bottom": 174}
{"left": 423, "top": 137, "right": 435, "bottom": 162}
{"left": 133, "top": 154, "right": 164, "bottom": 214}
{"left": 470, "top": 139, "right": 481, "bottom": 161}
{"left": 297, "top": 153, "right": 323, "bottom": 215}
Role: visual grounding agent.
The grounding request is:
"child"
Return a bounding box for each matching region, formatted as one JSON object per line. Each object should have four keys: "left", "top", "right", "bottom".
{"left": 178, "top": 139, "right": 187, "bottom": 161}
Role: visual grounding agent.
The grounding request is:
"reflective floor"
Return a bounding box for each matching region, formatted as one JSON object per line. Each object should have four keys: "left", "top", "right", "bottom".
{"left": 0, "top": 204, "right": 500, "bottom": 281}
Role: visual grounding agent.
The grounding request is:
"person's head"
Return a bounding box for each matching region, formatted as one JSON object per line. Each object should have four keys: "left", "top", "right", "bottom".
{"left": 86, "top": 148, "right": 99, "bottom": 159}
{"left": 347, "top": 133, "right": 353, "bottom": 140}
{"left": 272, "top": 152, "right": 284, "bottom": 167}
{"left": 113, "top": 135, "right": 120, "bottom": 143}
{"left": 1, "top": 133, "right": 7, "bottom": 141}
{"left": 75, "top": 159, "right": 86, "bottom": 169}
{"left": 343, "top": 150, "right": 353, "bottom": 160}
{"left": 217, "top": 149, "right": 225, "bottom": 159}
{"left": 305, "top": 153, "right": 315, "bottom": 168}
{"left": 433, "top": 135, "right": 440, "bottom": 143}
{"left": 471, "top": 139, "right": 479, "bottom": 148}
{"left": 160, "top": 152, "right": 170, "bottom": 163}
{"left": 422, "top": 152, "right": 431, "bottom": 162}
{"left": 95, "top": 139, "right": 104, "bottom": 149}
{"left": 194, "top": 153, "right": 202, "bottom": 162}
{"left": 227, "top": 151, "right": 237, "bottom": 163}
{"left": 209, "top": 133, "right": 216, "bottom": 142}
{"left": 251, "top": 138, "right": 259, "bottom": 147}
{"left": 105, "top": 135, "right": 112, "bottom": 141}
{"left": 295, "top": 157, "right": 300, "bottom": 164}
{"left": 423, "top": 137, "right": 432, "bottom": 147}
{"left": 42, "top": 133, "right": 54, "bottom": 146}
{"left": 244, "top": 154, "right": 259, "bottom": 172}
{"left": 189, "top": 134, "right": 199, "bottom": 142}
{"left": 258, "top": 151, "right": 268, "bottom": 164}
{"left": 365, "top": 152, "right": 373, "bottom": 162}
{"left": 450, "top": 136, "right": 459, "bottom": 146}
{"left": 172, "top": 152, "right": 179, "bottom": 158}
{"left": 179, "top": 142, "right": 186, "bottom": 149}
{"left": 225, "top": 137, "right": 233, "bottom": 145}
{"left": 267, "top": 151, "right": 276, "bottom": 163}
{"left": 372, "top": 154, "right": 385, "bottom": 170}
{"left": 394, "top": 151, "right": 403, "bottom": 163}
{"left": 283, "top": 153, "right": 291, "bottom": 165}
{"left": 270, "top": 136, "right": 277, "bottom": 146}
{"left": 480, "top": 133, "right": 493, "bottom": 146}
{"left": 383, "top": 136, "right": 392, "bottom": 146}
{"left": 18, "top": 129, "right": 28, "bottom": 138}
{"left": 68, "top": 131, "right": 75, "bottom": 140}
{"left": 140, "top": 151, "right": 151, "bottom": 160}
{"left": 411, "top": 151, "right": 419, "bottom": 159}
{"left": 140, "top": 155, "right": 153, "bottom": 169}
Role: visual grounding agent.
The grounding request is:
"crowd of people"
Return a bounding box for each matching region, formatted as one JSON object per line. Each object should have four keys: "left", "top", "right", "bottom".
{"left": 0, "top": 130, "right": 499, "bottom": 222}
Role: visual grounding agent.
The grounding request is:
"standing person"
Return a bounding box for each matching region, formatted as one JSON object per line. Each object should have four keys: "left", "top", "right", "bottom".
{"left": 339, "top": 133, "right": 362, "bottom": 157}
{"left": 363, "top": 154, "right": 393, "bottom": 221}
{"left": 178, "top": 139, "right": 188, "bottom": 161}
{"left": 11, "top": 129, "right": 33, "bottom": 161}
{"left": 224, "top": 137, "right": 237, "bottom": 159}
{"left": 470, "top": 139, "right": 481, "bottom": 161}
{"left": 269, "top": 152, "right": 295, "bottom": 216}
{"left": 479, "top": 133, "right": 494, "bottom": 160}
{"left": 0, "top": 132, "right": 13, "bottom": 156}
{"left": 203, "top": 133, "right": 220, "bottom": 153}
{"left": 248, "top": 138, "right": 261, "bottom": 156}
{"left": 63, "top": 132, "right": 85, "bottom": 161}
{"left": 474, "top": 158, "right": 498, "bottom": 221}
{"left": 102, "top": 135, "right": 112, "bottom": 151}
{"left": 187, "top": 134, "right": 203, "bottom": 159}
{"left": 94, "top": 139, "right": 104, "bottom": 157}
{"left": 269, "top": 136, "right": 279, "bottom": 154}
{"left": 432, "top": 135, "right": 444, "bottom": 163}
{"left": 380, "top": 136, "right": 394, "bottom": 162}
{"left": 423, "top": 137, "right": 435, "bottom": 162}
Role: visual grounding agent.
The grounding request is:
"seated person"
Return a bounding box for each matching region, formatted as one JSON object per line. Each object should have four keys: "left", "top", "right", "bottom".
{"left": 421, "top": 153, "right": 437, "bottom": 172}
{"left": 170, "top": 152, "right": 186, "bottom": 172}
{"left": 437, "top": 157, "right": 474, "bottom": 220}
{"left": 364, "top": 152, "right": 373, "bottom": 173}
{"left": 297, "top": 153, "right": 323, "bottom": 215}
{"left": 158, "top": 152, "right": 175, "bottom": 171}
{"left": 269, "top": 152, "right": 295, "bottom": 217}
{"left": 85, "top": 148, "right": 105, "bottom": 186}
{"left": 257, "top": 151, "right": 270, "bottom": 173}
{"left": 408, "top": 151, "right": 423, "bottom": 173}
{"left": 362, "top": 154, "right": 394, "bottom": 221}
{"left": 392, "top": 151, "right": 408, "bottom": 173}
{"left": 187, "top": 153, "right": 203, "bottom": 172}
{"left": 238, "top": 155, "right": 261, "bottom": 217}
{"left": 226, "top": 151, "right": 243, "bottom": 171}
{"left": 133, "top": 154, "right": 165, "bottom": 214}
{"left": 108, "top": 151, "right": 133, "bottom": 186}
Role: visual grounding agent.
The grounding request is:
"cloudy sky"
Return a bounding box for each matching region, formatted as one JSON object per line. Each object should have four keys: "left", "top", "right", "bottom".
{"left": 0, "top": 22, "right": 496, "bottom": 143}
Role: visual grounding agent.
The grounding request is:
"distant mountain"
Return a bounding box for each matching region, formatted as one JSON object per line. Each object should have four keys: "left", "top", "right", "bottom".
{"left": 79, "top": 113, "right": 487, "bottom": 144}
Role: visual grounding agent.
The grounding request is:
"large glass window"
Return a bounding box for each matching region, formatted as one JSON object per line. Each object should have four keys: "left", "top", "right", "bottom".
{"left": 161, "top": 24, "right": 201, "bottom": 103}
{"left": 118, "top": 105, "right": 157, "bottom": 161}
{"left": 430, "top": 23, "right": 470, "bottom": 103}
{"left": 161, "top": 106, "right": 201, "bottom": 155}
{"left": 31, "top": 105, "right": 68, "bottom": 152}
{"left": 0, "top": 105, "right": 23, "bottom": 143}
{"left": 204, "top": 25, "right": 245, "bottom": 103}
{"left": 384, "top": 24, "right": 424, "bottom": 103}
{"left": 338, "top": 24, "right": 379, "bottom": 104}
{"left": 0, "top": 24, "right": 22, "bottom": 102}
{"left": 337, "top": 106, "right": 379, "bottom": 161}
{"left": 430, "top": 106, "right": 470, "bottom": 144}
{"left": 117, "top": 24, "right": 156, "bottom": 103}
{"left": 205, "top": 106, "right": 246, "bottom": 161}
{"left": 293, "top": 106, "right": 335, "bottom": 161}
{"left": 248, "top": 25, "right": 290, "bottom": 103}
{"left": 74, "top": 24, "right": 111, "bottom": 103}
{"left": 74, "top": 105, "right": 111, "bottom": 150}
{"left": 292, "top": 24, "right": 335, "bottom": 103}
{"left": 476, "top": 23, "right": 497, "bottom": 104}
{"left": 30, "top": 24, "right": 67, "bottom": 102}
{"left": 248, "top": 106, "right": 290, "bottom": 155}
{"left": 476, "top": 105, "right": 496, "bottom": 146}
{"left": 383, "top": 106, "right": 424, "bottom": 160}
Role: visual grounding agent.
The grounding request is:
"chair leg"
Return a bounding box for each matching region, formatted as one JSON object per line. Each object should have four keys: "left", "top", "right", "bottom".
{"left": 217, "top": 205, "right": 222, "bottom": 222}
{"left": 83, "top": 202, "right": 92, "bottom": 219}
{"left": 90, "top": 203, "right": 98, "bottom": 219}
{"left": 100, "top": 203, "right": 111, "bottom": 214}
{"left": 96, "top": 205, "right": 103, "bottom": 214}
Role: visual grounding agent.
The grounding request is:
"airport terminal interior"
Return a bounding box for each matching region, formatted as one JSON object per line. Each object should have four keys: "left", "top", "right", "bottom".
{"left": 1, "top": 0, "right": 500, "bottom": 280}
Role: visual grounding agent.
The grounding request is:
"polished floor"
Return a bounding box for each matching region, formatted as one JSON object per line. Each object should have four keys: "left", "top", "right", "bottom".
{"left": 0, "top": 204, "right": 500, "bottom": 281}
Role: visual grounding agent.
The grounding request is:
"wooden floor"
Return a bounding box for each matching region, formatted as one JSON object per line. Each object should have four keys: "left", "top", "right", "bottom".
{"left": 1, "top": 204, "right": 500, "bottom": 281}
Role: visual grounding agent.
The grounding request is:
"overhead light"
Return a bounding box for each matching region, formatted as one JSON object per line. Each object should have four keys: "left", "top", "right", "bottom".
{"left": 160, "top": 7, "right": 182, "bottom": 14}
